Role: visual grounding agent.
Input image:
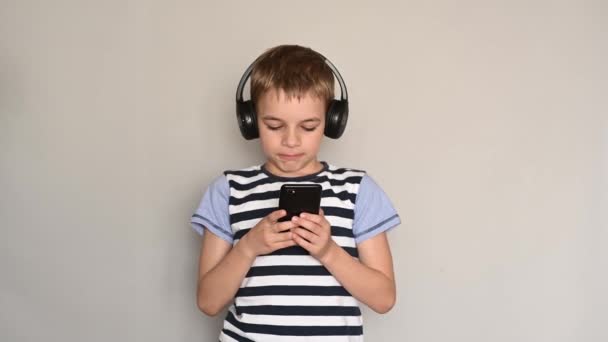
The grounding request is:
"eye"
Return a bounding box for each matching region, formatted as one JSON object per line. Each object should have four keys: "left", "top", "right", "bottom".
{"left": 266, "top": 125, "right": 282, "bottom": 131}
{"left": 302, "top": 126, "right": 319, "bottom": 132}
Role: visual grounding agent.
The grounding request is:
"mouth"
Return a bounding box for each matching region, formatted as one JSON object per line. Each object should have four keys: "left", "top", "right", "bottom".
{"left": 278, "top": 153, "right": 304, "bottom": 161}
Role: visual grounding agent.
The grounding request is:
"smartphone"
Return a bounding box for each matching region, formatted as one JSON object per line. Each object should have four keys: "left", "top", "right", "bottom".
{"left": 278, "top": 184, "right": 322, "bottom": 222}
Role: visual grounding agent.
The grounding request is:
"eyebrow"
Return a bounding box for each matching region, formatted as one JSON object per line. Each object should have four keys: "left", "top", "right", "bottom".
{"left": 261, "top": 115, "right": 321, "bottom": 123}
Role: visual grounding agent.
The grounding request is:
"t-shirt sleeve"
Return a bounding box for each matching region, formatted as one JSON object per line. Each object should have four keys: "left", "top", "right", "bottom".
{"left": 190, "top": 175, "right": 233, "bottom": 244}
{"left": 352, "top": 174, "right": 401, "bottom": 244}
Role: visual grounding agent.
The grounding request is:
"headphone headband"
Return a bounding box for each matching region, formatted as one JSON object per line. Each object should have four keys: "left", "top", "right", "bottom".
{"left": 235, "top": 53, "right": 348, "bottom": 103}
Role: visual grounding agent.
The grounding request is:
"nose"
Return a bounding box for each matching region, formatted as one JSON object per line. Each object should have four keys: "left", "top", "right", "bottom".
{"left": 281, "top": 127, "right": 301, "bottom": 148}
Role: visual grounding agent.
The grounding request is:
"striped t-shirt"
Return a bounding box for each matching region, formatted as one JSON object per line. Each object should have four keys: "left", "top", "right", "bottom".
{"left": 191, "top": 161, "right": 400, "bottom": 341}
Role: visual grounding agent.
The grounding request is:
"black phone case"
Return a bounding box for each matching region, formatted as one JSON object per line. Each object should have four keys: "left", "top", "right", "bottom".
{"left": 278, "top": 184, "right": 322, "bottom": 222}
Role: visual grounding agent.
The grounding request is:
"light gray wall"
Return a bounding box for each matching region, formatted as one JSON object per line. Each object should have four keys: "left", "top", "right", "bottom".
{"left": 1, "top": 1, "right": 606, "bottom": 341}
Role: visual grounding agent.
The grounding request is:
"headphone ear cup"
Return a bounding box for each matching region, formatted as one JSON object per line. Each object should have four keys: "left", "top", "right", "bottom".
{"left": 236, "top": 100, "right": 259, "bottom": 140}
{"left": 324, "top": 100, "right": 349, "bottom": 139}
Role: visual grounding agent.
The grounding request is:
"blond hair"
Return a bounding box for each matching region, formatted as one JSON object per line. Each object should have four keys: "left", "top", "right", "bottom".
{"left": 250, "top": 45, "right": 335, "bottom": 109}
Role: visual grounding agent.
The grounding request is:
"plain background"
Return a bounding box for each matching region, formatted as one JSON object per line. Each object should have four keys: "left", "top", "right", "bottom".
{"left": 1, "top": 0, "right": 606, "bottom": 341}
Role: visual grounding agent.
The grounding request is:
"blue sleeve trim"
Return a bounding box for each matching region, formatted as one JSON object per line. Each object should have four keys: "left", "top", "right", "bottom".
{"left": 191, "top": 215, "right": 234, "bottom": 244}
{"left": 354, "top": 213, "right": 400, "bottom": 238}
{"left": 354, "top": 214, "right": 401, "bottom": 244}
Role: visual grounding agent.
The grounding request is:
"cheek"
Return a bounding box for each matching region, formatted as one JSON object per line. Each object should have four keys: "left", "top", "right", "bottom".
{"left": 305, "top": 132, "right": 324, "bottom": 149}
{"left": 259, "top": 132, "right": 280, "bottom": 151}
{"left": 310, "top": 133, "right": 322, "bottom": 144}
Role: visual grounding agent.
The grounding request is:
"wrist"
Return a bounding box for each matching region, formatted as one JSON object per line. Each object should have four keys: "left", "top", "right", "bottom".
{"left": 235, "top": 235, "right": 257, "bottom": 261}
{"left": 319, "top": 241, "right": 340, "bottom": 265}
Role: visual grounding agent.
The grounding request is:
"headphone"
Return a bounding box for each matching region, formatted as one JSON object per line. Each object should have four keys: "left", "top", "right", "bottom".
{"left": 235, "top": 53, "right": 349, "bottom": 140}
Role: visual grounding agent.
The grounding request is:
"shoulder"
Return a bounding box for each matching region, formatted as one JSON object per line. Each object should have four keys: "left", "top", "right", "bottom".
{"left": 358, "top": 173, "right": 384, "bottom": 193}
{"left": 323, "top": 162, "right": 366, "bottom": 181}
{"left": 324, "top": 162, "right": 365, "bottom": 174}
{"left": 195, "top": 174, "right": 230, "bottom": 205}
{"left": 354, "top": 172, "right": 395, "bottom": 206}
{"left": 223, "top": 164, "right": 263, "bottom": 176}
{"left": 222, "top": 164, "right": 264, "bottom": 181}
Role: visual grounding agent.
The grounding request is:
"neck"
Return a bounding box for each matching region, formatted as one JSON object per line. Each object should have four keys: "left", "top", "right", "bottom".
{"left": 263, "top": 159, "right": 324, "bottom": 178}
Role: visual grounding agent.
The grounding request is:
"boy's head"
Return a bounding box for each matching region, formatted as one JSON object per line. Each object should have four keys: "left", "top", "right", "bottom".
{"left": 244, "top": 45, "right": 340, "bottom": 177}
{"left": 250, "top": 45, "right": 335, "bottom": 112}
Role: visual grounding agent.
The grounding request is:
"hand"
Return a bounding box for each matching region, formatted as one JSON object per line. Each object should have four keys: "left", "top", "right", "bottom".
{"left": 239, "top": 209, "right": 297, "bottom": 259}
{"left": 291, "top": 209, "right": 337, "bottom": 263}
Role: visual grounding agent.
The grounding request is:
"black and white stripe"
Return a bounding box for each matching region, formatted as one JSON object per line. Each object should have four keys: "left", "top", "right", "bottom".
{"left": 219, "top": 163, "right": 366, "bottom": 341}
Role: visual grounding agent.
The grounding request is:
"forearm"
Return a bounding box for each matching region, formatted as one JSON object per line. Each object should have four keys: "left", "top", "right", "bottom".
{"left": 321, "top": 244, "right": 396, "bottom": 314}
{"left": 197, "top": 241, "right": 255, "bottom": 316}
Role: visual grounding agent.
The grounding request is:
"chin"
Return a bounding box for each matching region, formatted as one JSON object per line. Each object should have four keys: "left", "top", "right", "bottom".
{"left": 272, "top": 158, "right": 314, "bottom": 174}
{"left": 277, "top": 160, "right": 304, "bottom": 171}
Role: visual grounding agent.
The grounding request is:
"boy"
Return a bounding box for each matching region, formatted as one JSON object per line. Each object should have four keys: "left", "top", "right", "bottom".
{"left": 191, "top": 45, "right": 400, "bottom": 341}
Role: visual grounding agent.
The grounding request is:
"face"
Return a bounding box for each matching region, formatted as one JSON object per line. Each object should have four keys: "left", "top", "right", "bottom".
{"left": 257, "top": 88, "right": 326, "bottom": 177}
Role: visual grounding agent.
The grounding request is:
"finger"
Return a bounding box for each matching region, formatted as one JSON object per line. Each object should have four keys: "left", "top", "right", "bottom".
{"left": 274, "top": 220, "right": 295, "bottom": 233}
{"left": 292, "top": 232, "right": 313, "bottom": 251}
{"left": 266, "top": 209, "right": 287, "bottom": 224}
{"left": 300, "top": 212, "right": 323, "bottom": 224}
{"left": 273, "top": 230, "right": 293, "bottom": 243}
{"left": 292, "top": 227, "right": 317, "bottom": 243}
{"left": 292, "top": 216, "right": 321, "bottom": 235}
{"left": 274, "top": 239, "right": 297, "bottom": 250}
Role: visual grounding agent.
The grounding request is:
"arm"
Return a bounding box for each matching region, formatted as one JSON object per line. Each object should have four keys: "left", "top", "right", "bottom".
{"left": 291, "top": 214, "right": 397, "bottom": 314}
{"left": 196, "top": 210, "right": 296, "bottom": 316}
{"left": 320, "top": 232, "right": 396, "bottom": 314}
{"left": 196, "top": 228, "right": 255, "bottom": 316}
{"left": 193, "top": 175, "right": 257, "bottom": 316}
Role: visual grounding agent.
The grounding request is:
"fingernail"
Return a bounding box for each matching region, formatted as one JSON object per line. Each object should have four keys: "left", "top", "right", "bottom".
{"left": 292, "top": 216, "right": 298, "bottom": 221}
